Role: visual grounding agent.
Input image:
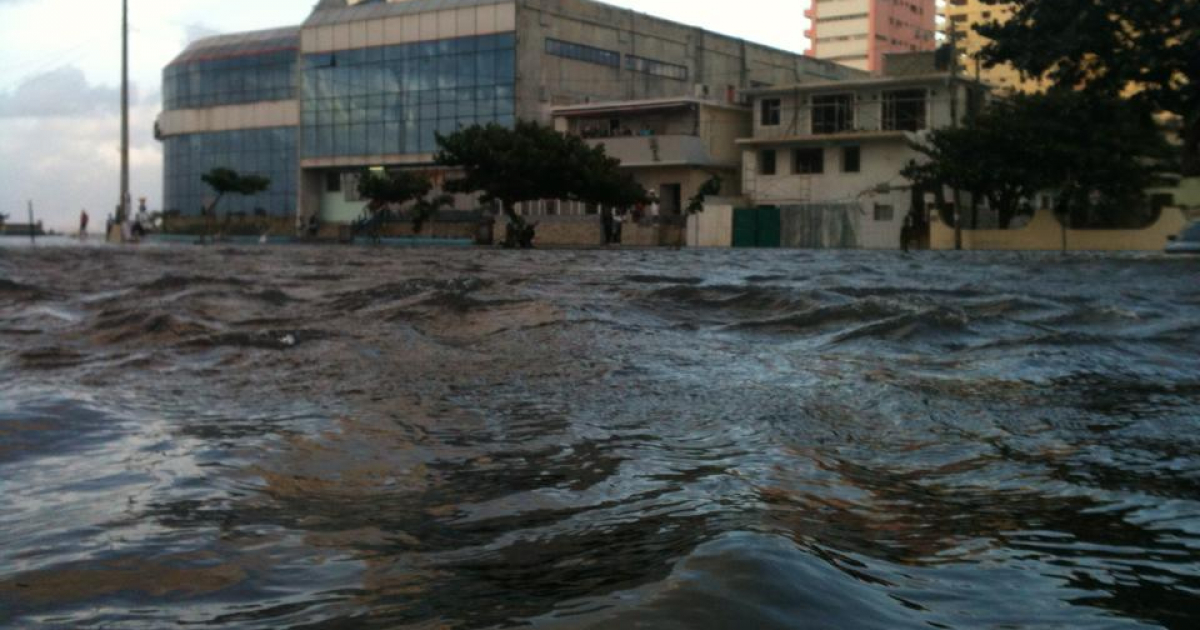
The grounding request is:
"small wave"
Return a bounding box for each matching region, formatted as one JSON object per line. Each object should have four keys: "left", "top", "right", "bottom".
{"left": 728, "top": 299, "right": 906, "bottom": 334}
{"left": 647, "top": 284, "right": 817, "bottom": 315}
{"left": 17, "top": 347, "right": 90, "bottom": 370}
{"left": 0, "top": 278, "right": 50, "bottom": 301}
{"left": 330, "top": 277, "right": 489, "bottom": 311}
{"left": 137, "top": 274, "right": 249, "bottom": 294}
{"left": 624, "top": 275, "right": 704, "bottom": 285}
{"left": 183, "top": 329, "right": 335, "bottom": 351}
{"left": 91, "top": 310, "right": 215, "bottom": 345}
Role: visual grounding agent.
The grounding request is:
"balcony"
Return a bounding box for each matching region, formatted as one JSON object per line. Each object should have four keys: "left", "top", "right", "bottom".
{"left": 583, "top": 134, "right": 734, "bottom": 168}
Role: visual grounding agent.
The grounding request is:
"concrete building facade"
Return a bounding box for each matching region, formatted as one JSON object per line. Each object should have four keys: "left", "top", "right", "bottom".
{"left": 158, "top": 0, "right": 861, "bottom": 229}
{"left": 549, "top": 97, "right": 750, "bottom": 216}
{"left": 942, "top": 0, "right": 1045, "bottom": 93}
{"left": 735, "top": 53, "right": 987, "bottom": 249}
{"left": 805, "top": 0, "right": 938, "bottom": 73}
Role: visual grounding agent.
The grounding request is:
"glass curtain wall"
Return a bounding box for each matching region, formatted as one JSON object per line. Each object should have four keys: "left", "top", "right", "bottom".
{"left": 301, "top": 32, "right": 516, "bottom": 158}
{"left": 164, "top": 49, "right": 298, "bottom": 111}
{"left": 163, "top": 128, "right": 297, "bottom": 217}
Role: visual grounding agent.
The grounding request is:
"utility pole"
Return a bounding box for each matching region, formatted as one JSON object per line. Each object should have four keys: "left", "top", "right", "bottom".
{"left": 119, "top": 0, "right": 130, "bottom": 225}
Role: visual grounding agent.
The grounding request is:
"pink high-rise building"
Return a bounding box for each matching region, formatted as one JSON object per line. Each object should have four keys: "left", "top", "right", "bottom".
{"left": 805, "top": 0, "right": 938, "bottom": 73}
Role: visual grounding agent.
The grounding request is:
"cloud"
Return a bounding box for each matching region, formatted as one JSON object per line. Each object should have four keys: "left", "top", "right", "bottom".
{"left": 0, "top": 66, "right": 131, "bottom": 118}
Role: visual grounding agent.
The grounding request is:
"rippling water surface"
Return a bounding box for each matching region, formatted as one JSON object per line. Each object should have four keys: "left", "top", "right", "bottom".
{"left": 1, "top": 243, "right": 1199, "bottom": 629}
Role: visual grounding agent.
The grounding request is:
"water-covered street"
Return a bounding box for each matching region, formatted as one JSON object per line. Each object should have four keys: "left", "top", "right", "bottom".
{"left": 2, "top": 244, "right": 1199, "bottom": 629}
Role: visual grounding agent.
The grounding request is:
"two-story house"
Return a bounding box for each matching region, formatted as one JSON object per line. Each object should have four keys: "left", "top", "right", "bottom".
{"left": 735, "top": 53, "right": 988, "bottom": 249}
{"left": 550, "top": 97, "right": 750, "bottom": 216}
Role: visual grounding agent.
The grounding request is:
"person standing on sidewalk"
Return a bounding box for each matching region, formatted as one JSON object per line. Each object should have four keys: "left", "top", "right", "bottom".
{"left": 79, "top": 209, "right": 89, "bottom": 241}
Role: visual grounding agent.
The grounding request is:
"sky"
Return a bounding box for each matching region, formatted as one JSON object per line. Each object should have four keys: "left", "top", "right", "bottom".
{"left": 0, "top": 0, "right": 815, "bottom": 231}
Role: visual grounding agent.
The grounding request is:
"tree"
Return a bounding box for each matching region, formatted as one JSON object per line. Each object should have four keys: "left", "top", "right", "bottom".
{"left": 201, "top": 167, "right": 271, "bottom": 240}
{"left": 435, "top": 120, "right": 649, "bottom": 247}
{"left": 355, "top": 169, "right": 456, "bottom": 239}
{"left": 686, "top": 175, "right": 724, "bottom": 214}
{"left": 976, "top": 0, "right": 1200, "bottom": 175}
{"left": 904, "top": 91, "right": 1173, "bottom": 229}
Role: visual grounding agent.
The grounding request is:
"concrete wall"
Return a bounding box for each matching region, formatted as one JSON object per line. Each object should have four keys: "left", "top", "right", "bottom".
{"left": 514, "top": 0, "right": 860, "bottom": 122}
{"left": 159, "top": 101, "right": 300, "bottom": 137}
{"left": 494, "top": 213, "right": 682, "bottom": 247}
{"left": 930, "top": 206, "right": 1191, "bottom": 251}
{"left": 689, "top": 198, "right": 738, "bottom": 247}
{"left": 301, "top": 2, "right": 517, "bottom": 54}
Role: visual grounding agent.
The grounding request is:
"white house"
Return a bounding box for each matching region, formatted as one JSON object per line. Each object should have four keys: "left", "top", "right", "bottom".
{"left": 733, "top": 52, "right": 989, "bottom": 249}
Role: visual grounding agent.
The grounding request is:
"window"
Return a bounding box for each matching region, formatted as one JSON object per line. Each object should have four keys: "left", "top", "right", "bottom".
{"left": 874, "top": 204, "right": 894, "bottom": 222}
{"left": 545, "top": 38, "right": 620, "bottom": 68}
{"left": 883, "top": 89, "right": 927, "bottom": 131}
{"left": 842, "top": 146, "right": 861, "bottom": 173}
{"left": 793, "top": 148, "right": 824, "bottom": 174}
{"left": 760, "top": 150, "right": 777, "bottom": 175}
{"left": 760, "top": 98, "right": 781, "bottom": 126}
{"left": 626, "top": 55, "right": 688, "bottom": 81}
{"left": 811, "top": 94, "right": 854, "bottom": 134}
{"left": 326, "top": 171, "right": 341, "bottom": 192}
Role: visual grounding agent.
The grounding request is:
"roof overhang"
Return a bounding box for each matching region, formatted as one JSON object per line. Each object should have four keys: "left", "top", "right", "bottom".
{"left": 552, "top": 97, "right": 748, "bottom": 117}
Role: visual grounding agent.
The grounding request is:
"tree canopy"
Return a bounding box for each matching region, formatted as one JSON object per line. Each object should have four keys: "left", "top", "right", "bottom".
{"left": 434, "top": 120, "right": 649, "bottom": 217}
{"left": 905, "top": 91, "right": 1173, "bottom": 228}
{"left": 202, "top": 168, "right": 271, "bottom": 201}
{"left": 355, "top": 169, "right": 453, "bottom": 236}
{"left": 976, "top": 0, "right": 1200, "bottom": 175}
{"left": 357, "top": 169, "right": 433, "bottom": 215}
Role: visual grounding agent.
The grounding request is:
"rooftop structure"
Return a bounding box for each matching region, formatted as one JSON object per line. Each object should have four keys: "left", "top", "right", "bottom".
{"left": 805, "top": 0, "right": 938, "bottom": 73}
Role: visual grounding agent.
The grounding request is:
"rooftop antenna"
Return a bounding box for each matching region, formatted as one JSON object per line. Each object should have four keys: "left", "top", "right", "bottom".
{"left": 119, "top": 0, "right": 130, "bottom": 226}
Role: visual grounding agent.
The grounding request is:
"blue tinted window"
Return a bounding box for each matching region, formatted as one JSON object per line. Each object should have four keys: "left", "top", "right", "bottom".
{"left": 164, "top": 49, "right": 298, "bottom": 111}
{"left": 300, "top": 32, "right": 516, "bottom": 158}
{"left": 163, "top": 127, "right": 296, "bottom": 218}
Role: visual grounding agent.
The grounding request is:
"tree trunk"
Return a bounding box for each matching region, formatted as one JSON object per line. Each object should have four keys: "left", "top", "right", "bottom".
{"left": 206, "top": 194, "right": 223, "bottom": 245}
{"left": 1184, "top": 114, "right": 1200, "bottom": 178}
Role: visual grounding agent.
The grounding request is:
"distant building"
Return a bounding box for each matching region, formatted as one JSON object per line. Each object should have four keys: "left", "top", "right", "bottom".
{"left": 805, "top": 0, "right": 938, "bottom": 73}
{"left": 157, "top": 0, "right": 861, "bottom": 230}
{"left": 0, "top": 222, "right": 46, "bottom": 237}
{"left": 942, "top": 0, "right": 1046, "bottom": 93}
{"left": 735, "top": 52, "right": 988, "bottom": 249}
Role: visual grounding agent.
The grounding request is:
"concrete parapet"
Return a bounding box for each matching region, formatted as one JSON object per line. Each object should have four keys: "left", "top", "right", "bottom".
{"left": 930, "top": 207, "right": 1190, "bottom": 251}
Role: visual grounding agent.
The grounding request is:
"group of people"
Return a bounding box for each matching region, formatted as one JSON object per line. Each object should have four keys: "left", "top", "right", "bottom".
{"left": 82, "top": 199, "right": 152, "bottom": 242}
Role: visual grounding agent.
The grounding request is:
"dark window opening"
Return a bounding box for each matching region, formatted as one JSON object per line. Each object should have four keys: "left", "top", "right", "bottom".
{"left": 761, "top": 98, "right": 781, "bottom": 126}
{"left": 842, "top": 146, "right": 861, "bottom": 173}
{"left": 760, "top": 150, "right": 777, "bottom": 175}
{"left": 812, "top": 94, "right": 855, "bottom": 134}
{"left": 883, "top": 89, "right": 927, "bottom": 131}
{"left": 326, "top": 171, "right": 342, "bottom": 192}
{"left": 793, "top": 148, "right": 824, "bottom": 174}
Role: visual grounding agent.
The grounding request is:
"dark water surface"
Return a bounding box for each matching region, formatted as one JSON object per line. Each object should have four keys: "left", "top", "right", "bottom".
{"left": 1, "top": 244, "right": 1199, "bottom": 629}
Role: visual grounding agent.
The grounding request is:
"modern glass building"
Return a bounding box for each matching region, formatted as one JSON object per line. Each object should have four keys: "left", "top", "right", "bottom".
{"left": 159, "top": 0, "right": 861, "bottom": 228}
{"left": 161, "top": 28, "right": 300, "bottom": 220}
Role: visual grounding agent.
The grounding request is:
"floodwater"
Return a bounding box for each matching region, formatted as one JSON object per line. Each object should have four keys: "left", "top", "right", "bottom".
{"left": 1, "top": 243, "right": 1199, "bottom": 629}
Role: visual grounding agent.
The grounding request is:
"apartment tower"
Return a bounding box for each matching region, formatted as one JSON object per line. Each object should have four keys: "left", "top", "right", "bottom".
{"left": 805, "top": 0, "right": 937, "bottom": 73}
{"left": 943, "top": 0, "right": 1044, "bottom": 93}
